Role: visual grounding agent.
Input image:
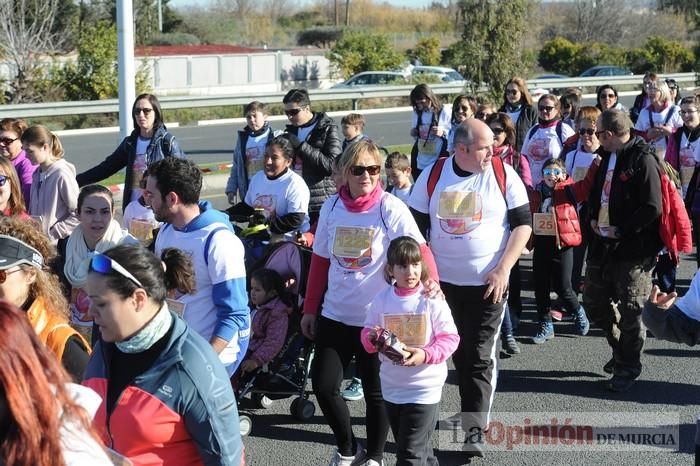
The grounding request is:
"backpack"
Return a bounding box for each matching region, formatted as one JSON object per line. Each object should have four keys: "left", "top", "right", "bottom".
{"left": 658, "top": 167, "right": 692, "bottom": 264}
{"left": 160, "top": 132, "right": 175, "bottom": 157}
{"left": 426, "top": 156, "right": 507, "bottom": 202}
{"left": 526, "top": 120, "right": 565, "bottom": 147}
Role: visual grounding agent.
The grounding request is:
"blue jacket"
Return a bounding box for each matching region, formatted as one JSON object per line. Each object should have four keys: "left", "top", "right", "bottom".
{"left": 225, "top": 124, "right": 278, "bottom": 200}
{"left": 83, "top": 312, "right": 243, "bottom": 466}
{"left": 77, "top": 125, "right": 185, "bottom": 209}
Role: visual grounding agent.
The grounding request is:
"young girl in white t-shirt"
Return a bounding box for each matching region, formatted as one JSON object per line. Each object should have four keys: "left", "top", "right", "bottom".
{"left": 362, "top": 236, "right": 459, "bottom": 466}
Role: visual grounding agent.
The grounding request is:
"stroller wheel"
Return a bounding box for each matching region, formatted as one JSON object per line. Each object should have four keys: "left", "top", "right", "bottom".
{"left": 239, "top": 414, "right": 252, "bottom": 437}
{"left": 253, "top": 394, "right": 273, "bottom": 409}
{"left": 290, "top": 397, "right": 315, "bottom": 421}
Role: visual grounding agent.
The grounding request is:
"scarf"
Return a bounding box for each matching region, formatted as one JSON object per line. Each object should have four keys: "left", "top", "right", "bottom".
{"left": 504, "top": 102, "right": 522, "bottom": 113}
{"left": 115, "top": 303, "right": 172, "bottom": 353}
{"left": 64, "top": 219, "right": 133, "bottom": 287}
{"left": 338, "top": 182, "right": 383, "bottom": 213}
{"left": 493, "top": 144, "right": 509, "bottom": 158}
{"left": 538, "top": 118, "right": 559, "bottom": 127}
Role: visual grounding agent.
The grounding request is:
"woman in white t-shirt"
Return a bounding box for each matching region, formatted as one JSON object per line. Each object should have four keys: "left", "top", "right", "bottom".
{"left": 520, "top": 94, "right": 576, "bottom": 186}
{"left": 409, "top": 84, "right": 451, "bottom": 179}
{"left": 447, "top": 94, "right": 476, "bottom": 154}
{"left": 674, "top": 96, "right": 700, "bottom": 268}
{"left": 300, "top": 140, "right": 439, "bottom": 466}
{"left": 634, "top": 80, "right": 683, "bottom": 163}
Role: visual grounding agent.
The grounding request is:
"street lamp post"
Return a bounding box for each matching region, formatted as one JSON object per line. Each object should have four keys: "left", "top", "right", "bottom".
{"left": 116, "top": 0, "right": 136, "bottom": 140}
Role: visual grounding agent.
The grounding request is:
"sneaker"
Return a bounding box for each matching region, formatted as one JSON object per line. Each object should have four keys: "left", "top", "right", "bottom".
{"left": 328, "top": 443, "right": 365, "bottom": 466}
{"left": 503, "top": 334, "right": 521, "bottom": 354}
{"left": 532, "top": 320, "right": 554, "bottom": 344}
{"left": 573, "top": 306, "right": 590, "bottom": 336}
{"left": 605, "top": 374, "right": 636, "bottom": 393}
{"left": 341, "top": 377, "right": 364, "bottom": 401}
{"left": 353, "top": 459, "right": 383, "bottom": 466}
{"left": 603, "top": 358, "right": 615, "bottom": 374}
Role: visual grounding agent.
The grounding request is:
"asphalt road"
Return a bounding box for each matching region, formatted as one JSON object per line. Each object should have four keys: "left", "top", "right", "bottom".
{"left": 238, "top": 252, "right": 699, "bottom": 466}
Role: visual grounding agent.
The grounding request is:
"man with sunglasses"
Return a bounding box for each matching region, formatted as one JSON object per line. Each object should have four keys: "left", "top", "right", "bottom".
{"left": 146, "top": 157, "right": 250, "bottom": 376}
{"left": 584, "top": 109, "right": 662, "bottom": 393}
{"left": 282, "top": 88, "right": 342, "bottom": 224}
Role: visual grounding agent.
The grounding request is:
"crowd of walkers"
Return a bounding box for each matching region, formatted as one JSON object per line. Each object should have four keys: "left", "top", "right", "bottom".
{"left": 0, "top": 72, "right": 698, "bottom": 466}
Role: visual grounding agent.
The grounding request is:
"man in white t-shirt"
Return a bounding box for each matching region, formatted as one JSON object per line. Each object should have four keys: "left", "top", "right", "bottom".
{"left": 584, "top": 109, "right": 662, "bottom": 393}
{"left": 409, "top": 119, "right": 532, "bottom": 459}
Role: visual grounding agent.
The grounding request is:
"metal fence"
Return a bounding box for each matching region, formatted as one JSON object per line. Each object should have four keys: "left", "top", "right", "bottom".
{"left": 2, "top": 73, "right": 696, "bottom": 119}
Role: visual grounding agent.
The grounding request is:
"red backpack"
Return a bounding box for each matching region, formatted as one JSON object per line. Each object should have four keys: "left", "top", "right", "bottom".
{"left": 658, "top": 168, "right": 692, "bottom": 264}
{"left": 426, "top": 156, "right": 507, "bottom": 201}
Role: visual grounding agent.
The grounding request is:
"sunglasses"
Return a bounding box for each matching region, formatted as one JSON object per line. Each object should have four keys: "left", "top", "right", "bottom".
{"left": 0, "top": 267, "right": 23, "bottom": 284}
{"left": 0, "top": 137, "right": 18, "bottom": 146}
{"left": 680, "top": 109, "right": 698, "bottom": 116}
{"left": 578, "top": 128, "right": 596, "bottom": 136}
{"left": 600, "top": 93, "right": 616, "bottom": 99}
{"left": 0, "top": 175, "right": 7, "bottom": 187}
{"left": 284, "top": 108, "right": 303, "bottom": 117}
{"left": 90, "top": 253, "right": 144, "bottom": 288}
{"left": 456, "top": 105, "right": 471, "bottom": 113}
{"left": 538, "top": 105, "right": 555, "bottom": 112}
{"left": 543, "top": 168, "right": 563, "bottom": 176}
{"left": 491, "top": 127, "right": 505, "bottom": 135}
{"left": 595, "top": 130, "right": 607, "bottom": 137}
{"left": 505, "top": 89, "right": 519, "bottom": 95}
{"left": 475, "top": 112, "right": 490, "bottom": 120}
{"left": 350, "top": 165, "right": 381, "bottom": 176}
{"left": 134, "top": 107, "right": 153, "bottom": 115}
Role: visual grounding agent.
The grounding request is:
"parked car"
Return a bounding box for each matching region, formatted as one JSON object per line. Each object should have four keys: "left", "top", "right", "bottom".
{"left": 411, "top": 66, "right": 465, "bottom": 84}
{"left": 331, "top": 71, "right": 407, "bottom": 88}
{"left": 535, "top": 74, "right": 569, "bottom": 80}
{"left": 579, "top": 66, "right": 632, "bottom": 77}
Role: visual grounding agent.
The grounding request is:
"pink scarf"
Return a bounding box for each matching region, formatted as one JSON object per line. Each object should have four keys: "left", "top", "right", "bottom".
{"left": 338, "top": 182, "right": 383, "bottom": 213}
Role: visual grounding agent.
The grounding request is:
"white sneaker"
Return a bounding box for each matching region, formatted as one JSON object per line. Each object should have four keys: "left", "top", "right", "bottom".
{"left": 328, "top": 443, "right": 366, "bottom": 466}
{"left": 353, "top": 459, "right": 383, "bottom": 466}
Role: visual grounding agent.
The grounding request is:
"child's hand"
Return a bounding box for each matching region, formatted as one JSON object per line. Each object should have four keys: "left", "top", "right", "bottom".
{"left": 431, "top": 126, "right": 444, "bottom": 137}
{"left": 240, "top": 359, "right": 260, "bottom": 373}
{"left": 368, "top": 327, "right": 380, "bottom": 348}
{"left": 401, "top": 347, "right": 426, "bottom": 366}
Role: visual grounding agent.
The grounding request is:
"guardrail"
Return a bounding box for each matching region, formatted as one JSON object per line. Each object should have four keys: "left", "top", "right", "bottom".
{"left": 2, "top": 73, "right": 696, "bottom": 118}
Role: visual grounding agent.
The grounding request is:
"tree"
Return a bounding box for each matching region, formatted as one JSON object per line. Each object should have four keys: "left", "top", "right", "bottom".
{"left": 538, "top": 37, "right": 581, "bottom": 76}
{"left": 409, "top": 36, "right": 441, "bottom": 66}
{"left": 630, "top": 36, "right": 695, "bottom": 73}
{"left": 297, "top": 27, "right": 343, "bottom": 48}
{"left": 657, "top": 0, "right": 700, "bottom": 28}
{"left": 104, "top": 0, "right": 182, "bottom": 45}
{"left": 0, "top": 0, "right": 65, "bottom": 103}
{"left": 446, "top": 0, "right": 532, "bottom": 99}
{"left": 327, "top": 31, "right": 403, "bottom": 78}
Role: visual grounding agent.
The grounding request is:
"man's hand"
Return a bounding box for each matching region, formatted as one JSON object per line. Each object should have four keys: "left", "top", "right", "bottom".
{"left": 210, "top": 336, "right": 229, "bottom": 354}
{"left": 240, "top": 359, "right": 260, "bottom": 373}
{"left": 649, "top": 284, "right": 677, "bottom": 310}
{"left": 300, "top": 313, "right": 317, "bottom": 340}
{"left": 421, "top": 278, "right": 444, "bottom": 300}
{"left": 483, "top": 265, "right": 509, "bottom": 304}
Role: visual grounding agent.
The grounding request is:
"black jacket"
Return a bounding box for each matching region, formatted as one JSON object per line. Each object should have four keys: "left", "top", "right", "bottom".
{"left": 499, "top": 103, "right": 537, "bottom": 151}
{"left": 286, "top": 112, "right": 342, "bottom": 214}
{"left": 630, "top": 93, "right": 646, "bottom": 124}
{"left": 76, "top": 125, "right": 185, "bottom": 209}
{"left": 587, "top": 135, "right": 662, "bottom": 260}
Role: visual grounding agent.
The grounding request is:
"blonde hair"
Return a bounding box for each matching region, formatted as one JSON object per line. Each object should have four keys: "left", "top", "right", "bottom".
{"left": 20, "top": 125, "right": 64, "bottom": 160}
{"left": 0, "top": 157, "right": 26, "bottom": 215}
{"left": 336, "top": 139, "right": 383, "bottom": 181}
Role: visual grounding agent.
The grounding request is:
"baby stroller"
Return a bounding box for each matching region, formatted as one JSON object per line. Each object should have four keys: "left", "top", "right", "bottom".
{"left": 236, "top": 240, "right": 315, "bottom": 437}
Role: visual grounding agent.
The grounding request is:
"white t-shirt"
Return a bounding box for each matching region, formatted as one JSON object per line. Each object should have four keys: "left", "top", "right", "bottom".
{"left": 506, "top": 109, "right": 522, "bottom": 128}
{"left": 409, "top": 156, "right": 530, "bottom": 286}
{"left": 244, "top": 129, "right": 272, "bottom": 180}
{"left": 131, "top": 137, "right": 150, "bottom": 202}
{"left": 634, "top": 105, "right": 683, "bottom": 161}
{"left": 597, "top": 153, "right": 617, "bottom": 238}
{"left": 675, "top": 269, "right": 700, "bottom": 321}
{"left": 122, "top": 199, "right": 161, "bottom": 241}
{"left": 364, "top": 285, "right": 457, "bottom": 404}
{"left": 412, "top": 108, "right": 451, "bottom": 170}
{"left": 678, "top": 131, "right": 700, "bottom": 197}
{"left": 564, "top": 148, "right": 598, "bottom": 183}
{"left": 313, "top": 192, "right": 425, "bottom": 327}
{"left": 520, "top": 122, "right": 575, "bottom": 185}
{"left": 389, "top": 185, "right": 413, "bottom": 205}
{"left": 244, "top": 169, "right": 311, "bottom": 237}
{"left": 292, "top": 121, "right": 318, "bottom": 175}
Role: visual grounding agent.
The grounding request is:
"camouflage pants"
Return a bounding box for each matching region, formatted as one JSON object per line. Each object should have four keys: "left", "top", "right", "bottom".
{"left": 583, "top": 252, "right": 655, "bottom": 379}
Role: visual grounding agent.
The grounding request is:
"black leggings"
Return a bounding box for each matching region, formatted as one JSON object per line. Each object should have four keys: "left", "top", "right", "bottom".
{"left": 311, "top": 316, "right": 389, "bottom": 462}
{"left": 533, "top": 237, "right": 580, "bottom": 320}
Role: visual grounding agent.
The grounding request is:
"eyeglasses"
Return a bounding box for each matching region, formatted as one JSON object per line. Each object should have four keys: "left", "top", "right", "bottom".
{"left": 0, "top": 267, "right": 23, "bottom": 284}
{"left": 133, "top": 107, "right": 153, "bottom": 116}
{"left": 505, "top": 89, "right": 519, "bottom": 95}
{"left": 0, "top": 137, "right": 18, "bottom": 146}
{"left": 284, "top": 108, "right": 303, "bottom": 117}
{"left": 475, "top": 112, "right": 490, "bottom": 120}
{"left": 349, "top": 165, "right": 381, "bottom": 176}
{"left": 90, "top": 253, "right": 144, "bottom": 288}
{"left": 578, "top": 128, "right": 596, "bottom": 136}
{"left": 680, "top": 109, "right": 698, "bottom": 116}
{"left": 595, "top": 130, "right": 607, "bottom": 138}
{"left": 543, "top": 168, "right": 563, "bottom": 176}
{"left": 600, "top": 93, "right": 616, "bottom": 99}
{"left": 538, "top": 105, "right": 555, "bottom": 112}
{"left": 491, "top": 127, "right": 505, "bottom": 135}
{"left": 456, "top": 105, "right": 471, "bottom": 113}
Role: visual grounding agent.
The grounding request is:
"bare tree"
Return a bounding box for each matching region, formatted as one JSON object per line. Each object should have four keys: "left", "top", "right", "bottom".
{"left": 0, "top": 0, "right": 64, "bottom": 103}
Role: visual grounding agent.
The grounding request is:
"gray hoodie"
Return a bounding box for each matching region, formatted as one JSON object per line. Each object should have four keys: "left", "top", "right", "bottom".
{"left": 29, "top": 158, "right": 79, "bottom": 244}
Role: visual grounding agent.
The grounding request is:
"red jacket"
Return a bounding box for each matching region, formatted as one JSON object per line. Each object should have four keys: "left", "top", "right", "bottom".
{"left": 659, "top": 171, "right": 693, "bottom": 263}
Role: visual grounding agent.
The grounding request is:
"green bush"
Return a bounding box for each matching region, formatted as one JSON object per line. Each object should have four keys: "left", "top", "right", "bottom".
{"left": 409, "top": 36, "right": 441, "bottom": 66}
{"left": 327, "top": 31, "right": 403, "bottom": 79}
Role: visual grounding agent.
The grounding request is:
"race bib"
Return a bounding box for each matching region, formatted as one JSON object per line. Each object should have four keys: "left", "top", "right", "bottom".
{"left": 598, "top": 204, "right": 610, "bottom": 227}
{"left": 253, "top": 194, "right": 277, "bottom": 219}
{"left": 383, "top": 313, "right": 429, "bottom": 347}
{"left": 132, "top": 154, "right": 147, "bottom": 196}
{"left": 332, "top": 226, "right": 374, "bottom": 259}
{"left": 573, "top": 166, "right": 588, "bottom": 182}
{"left": 70, "top": 287, "right": 92, "bottom": 326}
{"left": 680, "top": 147, "right": 696, "bottom": 190}
{"left": 166, "top": 298, "right": 186, "bottom": 318}
{"left": 129, "top": 218, "right": 156, "bottom": 242}
{"left": 418, "top": 124, "right": 437, "bottom": 155}
{"left": 437, "top": 191, "right": 477, "bottom": 219}
{"left": 533, "top": 212, "right": 556, "bottom": 236}
{"left": 246, "top": 146, "right": 264, "bottom": 177}
{"left": 529, "top": 138, "right": 550, "bottom": 161}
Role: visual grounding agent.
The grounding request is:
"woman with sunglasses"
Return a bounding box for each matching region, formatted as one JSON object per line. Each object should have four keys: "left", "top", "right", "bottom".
{"left": 0, "top": 216, "right": 90, "bottom": 382}
{"left": 596, "top": 85, "right": 626, "bottom": 112}
{"left": 447, "top": 94, "right": 476, "bottom": 153}
{"left": 559, "top": 91, "right": 581, "bottom": 129}
{"left": 300, "top": 140, "right": 438, "bottom": 466}
{"left": 666, "top": 79, "right": 682, "bottom": 105}
{"left": 0, "top": 156, "right": 30, "bottom": 219}
{"left": 630, "top": 72, "right": 657, "bottom": 124}
{"left": 0, "top": 117, "right": 36, "bottom": 205}
{"left": 76, "top": 93, "right": 185, "bottom": 210}
{"left": 499, "top": 77, "right": 537, "bottom": 151}
{"left": 0, "top": 301, "right": 113, "bottom": 466}
{"left": 634, "top": 80, "right": 683, "bottom": 163}
{"left": 409, "top": 84, "right": 451, "bottom": 179}
{"left": 83, "top": 244, "right": 243, "bottom": 466}
{"left": 64, "top": 185, "right": 138, "bottom": 344}
{"left": 520, "top": 94, "right": 575, "bottom": 186}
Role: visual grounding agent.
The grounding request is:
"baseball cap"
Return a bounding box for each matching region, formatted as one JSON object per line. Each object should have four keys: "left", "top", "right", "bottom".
{"left": 0, "top": 235, "right": 44, "bottom": 270}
